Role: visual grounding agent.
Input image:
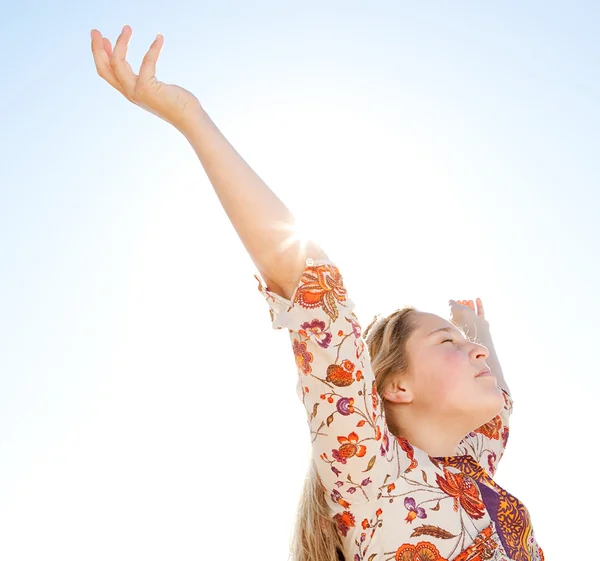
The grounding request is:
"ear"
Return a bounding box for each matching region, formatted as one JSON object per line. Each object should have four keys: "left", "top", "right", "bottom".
{"left": 383, "top": 375, "right": 413, "bottom": 404}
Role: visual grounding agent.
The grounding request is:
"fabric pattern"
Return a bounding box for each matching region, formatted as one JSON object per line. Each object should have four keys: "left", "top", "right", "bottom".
{"left": 255, "top": 258, "right": 544, "bottom": 561}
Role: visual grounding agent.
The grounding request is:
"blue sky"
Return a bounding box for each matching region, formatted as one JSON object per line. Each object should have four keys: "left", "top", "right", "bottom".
{"left": 1, "top": 2, "right": 598, "bottom": 559}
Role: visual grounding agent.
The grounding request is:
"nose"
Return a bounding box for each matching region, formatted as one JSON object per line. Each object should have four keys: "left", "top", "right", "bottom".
{"left": 470, "top": 341, "right": 489, "bottom": 360}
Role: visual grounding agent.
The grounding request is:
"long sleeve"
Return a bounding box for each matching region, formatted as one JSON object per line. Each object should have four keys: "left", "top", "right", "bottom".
{"left": 255, "top": 258, "right": 396, "bottom": 506}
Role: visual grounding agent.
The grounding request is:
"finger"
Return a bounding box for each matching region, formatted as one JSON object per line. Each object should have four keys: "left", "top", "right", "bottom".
{"left": 138, "top": 34, "right": 164, "bottom": 84}
{"left": 103, "top": 37, "right": 113, "bottom": 58}
{"left": 476, "top": 297, "right": 485, "bottom": 317}
{"left": 110, "top": 25, "right": 138, "bottom": 96}
{"left": 91, "top": 29, "right": 126, "bottom": 94}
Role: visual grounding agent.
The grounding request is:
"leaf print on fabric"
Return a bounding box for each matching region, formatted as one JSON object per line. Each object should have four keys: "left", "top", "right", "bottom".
{"left": 293, "top": 263, "right": 348, "bottom": 322}
{"left": 364, "top": 455, "right": 377, "bottom": 472}
{"left": 396, "top": 436, "right": 418, "bottom": 472}
{"left": 394, "top": 541, "right": 448, "bottom": 561}
{"left": 410, "top": 525, "right": 458, "bottom": 540}
{"left": 474, "top": 415, "right": 502, "bottom": 440}
{"left": 435, "top": 468, "right": 486, "bottom": 519}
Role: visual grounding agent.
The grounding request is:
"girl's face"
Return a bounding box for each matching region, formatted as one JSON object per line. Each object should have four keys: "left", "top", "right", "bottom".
{"left": 404, "top": 312, "right": 505, "bottom": 431}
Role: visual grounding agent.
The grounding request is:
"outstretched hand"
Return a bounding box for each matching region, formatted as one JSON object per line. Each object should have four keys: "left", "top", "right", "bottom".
{"left": 90, "top": 26, "right": 202, "bottom": 133}
{"left": 448, "top": 298, "right": 489, "bottom": 341}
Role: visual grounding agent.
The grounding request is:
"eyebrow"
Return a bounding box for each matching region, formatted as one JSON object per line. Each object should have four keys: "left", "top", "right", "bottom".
{"left": 428, "top": 327, "right": 458, "bottom": 337}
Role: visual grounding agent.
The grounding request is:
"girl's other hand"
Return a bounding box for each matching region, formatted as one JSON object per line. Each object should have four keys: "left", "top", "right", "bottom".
{"left": 448, "top": 298, "right": 490, "bottom": 341}
{"left": 91, "top": 26, "right": 203, "bottom": 134}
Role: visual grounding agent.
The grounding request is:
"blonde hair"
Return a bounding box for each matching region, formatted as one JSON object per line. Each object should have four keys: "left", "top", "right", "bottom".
{"left": 289, "top": 307, "right": 418, "bottom": 561}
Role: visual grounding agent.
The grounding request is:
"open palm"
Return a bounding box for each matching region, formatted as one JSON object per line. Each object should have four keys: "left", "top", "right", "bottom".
{"left": 448, "top": 298, "right": 489, "bottom": 341}
{"left": 91, "top": 25, "right": 202, "bottom": 133}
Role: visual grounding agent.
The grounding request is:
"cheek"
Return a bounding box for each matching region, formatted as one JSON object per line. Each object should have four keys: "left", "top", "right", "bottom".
{"left": 415, "top": 348, "right": 470, "bottom": 402}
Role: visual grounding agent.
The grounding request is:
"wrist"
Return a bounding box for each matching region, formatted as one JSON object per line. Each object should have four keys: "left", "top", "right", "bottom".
{"left": 461, "top": 320, "right": 491, "bottom": 348}
{"left": 476, "top": 324, "right": 494, "bottom": 348}
{"left": 177, "top": 105, "right": 209, "bottom": 138}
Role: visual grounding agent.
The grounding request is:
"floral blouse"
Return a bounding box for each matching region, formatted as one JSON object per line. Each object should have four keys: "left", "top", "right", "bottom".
{"left": 255, "top": 259, "right": 544, "bottom": 561}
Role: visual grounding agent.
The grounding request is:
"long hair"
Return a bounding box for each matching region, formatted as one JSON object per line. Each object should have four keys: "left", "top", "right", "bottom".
{"left": 289, "top": 307, "right": 418, "bottom": 561}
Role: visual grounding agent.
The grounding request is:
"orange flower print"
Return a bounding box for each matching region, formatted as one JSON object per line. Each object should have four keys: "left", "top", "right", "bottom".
{"left": 332, "top": 431, "right": 367, "bottom": 464}
{"left": 326, "top": 361, "right": 355, "bottom": 387}
{"left": 395, "top": 541, "right": 448, "bottom": 561}
{"left": 294, "top": 264, "right": 348, "bottom": 322}
{"left": 333, "top": 510, "right": 355, "bottom": 537}
{"left": 341, "top": 359, "right": 355, "bottom": 372}
{"left": 293, "top": 339, "right": 313, "bottom": 375}
{"left": 435, "top": 468, "right": 486, "bottom": 519}
{"left": 474, "top": 415, "right": 502, "bottom": 440}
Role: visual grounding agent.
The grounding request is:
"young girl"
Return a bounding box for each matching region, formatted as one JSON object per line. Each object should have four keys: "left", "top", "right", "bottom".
{"left": 91, "top": 26, "right": 544, "bottom": 561}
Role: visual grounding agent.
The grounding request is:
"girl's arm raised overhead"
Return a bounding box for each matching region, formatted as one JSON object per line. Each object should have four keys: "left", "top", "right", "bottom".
{"left": 92, "top": 27, "right": 399, "bottom": 510}
{"left": 181, "top": 109, "right": 327, "bottom": 298}
{"left": 449, "top": 298, "right": 513, "bottom": 477}
{"left": 91, "top": 26, "right": 326, "bottom": 299}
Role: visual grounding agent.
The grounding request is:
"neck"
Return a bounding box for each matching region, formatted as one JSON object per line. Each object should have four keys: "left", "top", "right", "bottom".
{"left": 393, "top": 412, "right": 469, "bottom": 457}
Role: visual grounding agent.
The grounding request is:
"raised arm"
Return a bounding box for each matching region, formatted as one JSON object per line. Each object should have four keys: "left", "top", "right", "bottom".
{"left": 180, "top": 108, "right": 330, "bottom": 298}
{"left": 91, "top": 26, "right": 326, "bottom": 299}
{"left": 450, "top": 298, "right": 513, "bottom": 476}
{"left": 449, "top": 298, "right": 510, "bottom": 395}
{"left": 92, "top": 27, "right": 404, "bottom": 512}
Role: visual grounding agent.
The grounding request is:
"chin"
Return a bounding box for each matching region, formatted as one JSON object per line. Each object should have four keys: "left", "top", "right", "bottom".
{"left": 484, "top": 385, "right": 505, "bottom": 418}
{"left": 469, "top": 385, "right": 505, "bottom": 428}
